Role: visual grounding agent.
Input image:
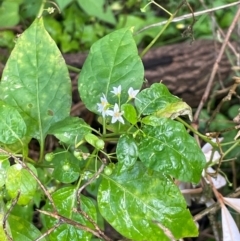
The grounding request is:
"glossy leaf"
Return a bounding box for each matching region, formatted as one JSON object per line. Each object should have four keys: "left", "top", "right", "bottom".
{"left": 52, "top": 151, "right": 80, "bottom": 183}
{"left": 77, "top": 0, "right": 116, "bottom": 24}
{"left": 135, "top": 83, "right": 181, "bottom": 116}
{"left": 42, "top": 186, "right": 97, "bottom": 241}
{"left": 0, "top": 18, "right": 71, "bottom": 143}
{"left": 79, "top": 28, "right": 144, "bottom": 113}
{"left": 48, "top": 117, "right": 91, "bottom": 145}
{"left": 6, "top": 163, "right": 37, "bottom": 205}
{"left": 116, "top": 134, "right": 138, "bottom": 169}
{"left": 0, "top": 101, "right": 26, "bottom": 144}
{"left": 98, "top": 162, "right": 198, "bottom": 241}
{"left": 138, "top": 118, "right": 206, "bottom": 183}
{"left": 122, "top": 103, "right": 138, "bottom": 124}
{"left": 8, "top": 215, "right": 46, "bottom": 241}
{"left": 0, "top": 158, "right": 10, "bottom": 188}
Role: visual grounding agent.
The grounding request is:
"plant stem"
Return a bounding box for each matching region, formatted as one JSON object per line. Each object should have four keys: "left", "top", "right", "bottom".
{"left": 67, "top": 65, "right": 81, "bottom": 73}
{"left": 176, "top": 117, "right": 218, "bottom": 147}
{"left": 37, "top": 0, "right": 47, "bottom": 18}
{"left": 140, "top": 1, "right": 185, "bottom": 57}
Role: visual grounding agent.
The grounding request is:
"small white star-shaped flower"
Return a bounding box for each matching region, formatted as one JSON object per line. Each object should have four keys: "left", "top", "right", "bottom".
{"left": 128, "top": 87, "right": 139, "bottom": 99}
{"left": 108, "top": 103, "right": 124, "bottom": 124}
{"left": 111, "top": 85, "right": 122, "bottom": 96}
{"left": 97, "top": 94, "right": 111, "bottom": 118}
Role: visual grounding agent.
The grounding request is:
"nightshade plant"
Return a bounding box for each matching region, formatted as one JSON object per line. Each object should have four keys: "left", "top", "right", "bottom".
{"left": 0, "top": 16, "right": 207, "bottom": 241}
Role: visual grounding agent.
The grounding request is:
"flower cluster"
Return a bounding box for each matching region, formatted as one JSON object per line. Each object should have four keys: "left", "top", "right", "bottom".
{"left": 97, "top": 85, "right": 139, "bottom": 124}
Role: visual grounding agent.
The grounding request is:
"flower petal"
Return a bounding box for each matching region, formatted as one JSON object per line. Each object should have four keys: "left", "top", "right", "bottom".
{"left": 223, "top": 197, "right": 240, "bottom": 213}
{"left": 221, "top": 204, "right": 240, "bottom": 241}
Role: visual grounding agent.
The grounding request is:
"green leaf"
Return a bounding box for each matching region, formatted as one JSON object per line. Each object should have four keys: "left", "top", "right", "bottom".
{"left": 0, "top": 1, "right": 20, "bottom": 27}
{"left": 138, "top": 118, "right": 206, "bottom": 183}
{"left": 122, "top": 103, "right": 138, "bottom": 124}
{"left": 78, "top": 28, "right": 144, "bottom": 114}
{"left": 48, "top": 117, "right": 91, "bottom": 145}
{"left": 77, "top": 0, "right": 116, "bottom": 25}
{"left": 0, "top": 101, "right": 26, "bottom": 144}
{"left": 0, "top": 18, "right": 71, "bottom": 143}
{"left": 52, "top": 151, "right": 80, "bottom": 183}
{"left": 8, "top": 215, "right": 46, "bottom": 241}
{"left": 55, "top": 0, "right": 73, "bottom": 11}
{"left": 116, "top": 134, "right": 138, "bottom": 169}
{"left": 6, "top": 163, "right": 37, "bottom": 205}
{"left": 0, "top": 158, "right": 10, "bottom": 188}
{"left": 154, "top": 101, "right": 193, "bottom": 121}
{"left": 135, "top": 83, "right": 181, "bottom": 116}
{"left": 98, "top": 162, "right": 198, "bottom": 241}
{"left": 42, "top": 186, "right": 97, "bottom": 241}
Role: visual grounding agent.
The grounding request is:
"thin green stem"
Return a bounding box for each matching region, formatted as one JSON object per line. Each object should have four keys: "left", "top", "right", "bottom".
{"left": 176, "top": 117, "right": 218, "bottom": 147}
{"left": 140, "top": 1, "right": 184, "bottom": 57}
{"left": 67, "top": 65, "right": 81, "bottom": 73}
{"left": 151, "top": 0, "right": 172, "bottom": 16}
{"left": 37, "top": 0, "right": 46, "bottom": 18}
{"left": 223, "top": 139, "right": 240, "bottom": 158}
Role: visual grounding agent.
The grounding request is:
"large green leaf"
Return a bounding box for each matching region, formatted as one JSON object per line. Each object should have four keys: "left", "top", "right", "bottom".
{"left": 0, "top": 101, "right": 26, "bottom": 144}
{"left": 5, "top": 163, "right": 37, "bottom": 205}
{"left": 77, "top": 0, "right": 116, "bottom": 25}
{"left": 98, "top": 162, "right": 198, "bottom": 241}
{"left": 0, "top": 18, "right": 71, "bottom": 143}
{"left": 78, "top": 28, "right": 144, "bottom": 114}
{"left": 42, "top": 186, "right": 97, "bottom": 241}
{"left": 138, "top": 117, "right": 206, "bottom": 183}
{"left": 48, "top": 117, "right": 91, "bottom": 145}
{"left": 8, "top": 215, "right": 46, "bottom": 241}
{"left": 135, "top": 83, "right": 181, "bottom": 116}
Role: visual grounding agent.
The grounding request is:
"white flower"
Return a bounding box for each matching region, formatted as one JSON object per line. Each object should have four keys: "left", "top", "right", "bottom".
{"left": 202, "top": 138, "right": 226, "bottom": 189}
{"left": 108, "top": 103, "right": 124, "bottom": 124}
{"left": 111, "top": 85, "right": 121, "bottom": 96}
{"left": 128, "top": 87, "right": 139, "bottom": 99}
{"left": 97, "top": 94, "right": 111, "bottom": 118}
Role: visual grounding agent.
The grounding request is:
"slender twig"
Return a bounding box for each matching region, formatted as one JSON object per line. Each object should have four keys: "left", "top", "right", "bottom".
{"left": 76, "top": 163, "right": 107, "bottom": 239}
{"left": 77, "top": 163, "right": 105, "bottom": 208}
{"left": 3, "top": 191, "right": 21, "bottom": 241}
{"left": 37, "top": 209, "right": 113, "bottom": 241}
{"left": 34, "top": 222, "right": 61, "bottom": 241}
{"left": 137, "top": 1, "right": 240, "bottom": 34}
{"left": 194, "top": 7, "right": 240, "bottom": 122}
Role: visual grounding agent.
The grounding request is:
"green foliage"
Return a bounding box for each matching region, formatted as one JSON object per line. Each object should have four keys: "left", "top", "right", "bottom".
{"left": 1, "top": 1, "right": 238, "bottom": 239}
{"left": 0, "top": 0, "right": 235, "bottom": 51}
{"left": 0, "top": 16, "right": 207, "bottom": 240}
